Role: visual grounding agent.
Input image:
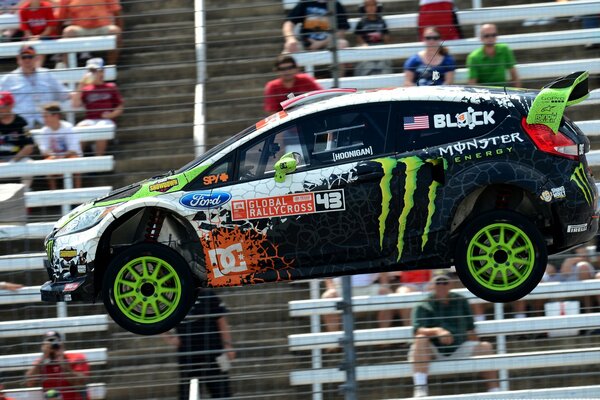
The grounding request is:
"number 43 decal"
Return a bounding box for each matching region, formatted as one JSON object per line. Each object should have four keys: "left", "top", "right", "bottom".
{"left": 315, "top": 189, "right": 345, "bottom": 212}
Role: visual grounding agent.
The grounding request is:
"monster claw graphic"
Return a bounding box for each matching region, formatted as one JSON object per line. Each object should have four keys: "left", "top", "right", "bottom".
{"left": 375, "top": 158, "right": 398, "bottom": 250}
{"left": 397, "top": 157, "right": 423, "bottom": 261}
{"left": 571, "top": 163, "right": 592, "bottom": 205}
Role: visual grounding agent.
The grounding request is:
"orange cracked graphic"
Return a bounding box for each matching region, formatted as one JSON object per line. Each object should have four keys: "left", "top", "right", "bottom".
{"left": 201, "top": 225, "right": 294, "bottom": 287}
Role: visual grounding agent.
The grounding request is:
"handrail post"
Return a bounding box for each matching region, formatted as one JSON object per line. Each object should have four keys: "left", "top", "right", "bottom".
{"left": 494, "top": 302, "right": 509, "bottom": 391}
{"left": 309, "top": 279, "right": 323, "bottom": 400}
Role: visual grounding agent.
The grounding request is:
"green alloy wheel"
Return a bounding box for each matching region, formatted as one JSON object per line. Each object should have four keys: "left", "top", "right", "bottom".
{"left": 455, "top": 210, "right": 547, "bottom": 303}
{"left": 102, "top": 243, "right": 195, "bottom": 335}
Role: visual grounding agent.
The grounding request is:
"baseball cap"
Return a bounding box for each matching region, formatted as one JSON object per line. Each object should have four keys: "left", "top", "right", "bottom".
{"left": 86, "top": 57, "right": 105, "bottom": 71}
{"left": 19, "top": 45, "right": 36, "bottom": 56}
{"left": 0, "top": 91, "right": 14, "bottom": 107}
{"left": 431, "top": 273, "right": 451, "bottom": 285}
{"left": 43, "top": 330, "right": 62, "bottom": 343}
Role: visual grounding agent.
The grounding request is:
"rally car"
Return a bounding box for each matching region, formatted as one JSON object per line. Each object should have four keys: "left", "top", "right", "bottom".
{"left": 41, "top": 71, "right": 597, "bottom": 335}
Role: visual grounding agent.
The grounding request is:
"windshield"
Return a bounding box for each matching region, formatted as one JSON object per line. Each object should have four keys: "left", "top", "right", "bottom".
{"left": 175, "top": 123, "right": 257, "bottom": 173}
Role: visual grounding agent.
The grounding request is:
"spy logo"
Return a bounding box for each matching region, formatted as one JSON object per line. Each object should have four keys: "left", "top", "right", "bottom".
{"left": 434, "top": 107, "right": 495, "bottom": 130}
{"left": 208, "top": 243, "right": 248, "bottom": 278}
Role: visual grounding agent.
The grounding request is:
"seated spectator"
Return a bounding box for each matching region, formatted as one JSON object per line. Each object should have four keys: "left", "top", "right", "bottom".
{"left": 353, "top": 0, "right": 393, "bottom": 76}
{"left": 0, "top": 0, "right": 24, "bottom": 42}
{"left": 322, "top": 273, "right": 392, "bottom": 347}
{"left": 264, "top": 55, "right": 322, "bottom": 114}
{"left": 396, "top": 269, "right": 432, "bottom": 325}
{"left": 282, "top": 0, "right": 349, "bottom": 76}
{"left": 71, "top": 58, "right": 123, "bottom": 156}
{"left": 0, "top": 280, "right": 23, "bottom": 290}
{"left": 56, "top": 0, "right": 122, "bottom": 65}
{"left": 0, "top": 45, "right": 70, "bottom": 129}
{"left": 37, "top": 102, "right": 82, "bottom": 189}
{"left": 404, "top": 26, "right": 456, "bottom": 86}
{"left": 417, "top": 0, "right": 462, "bottom": 42}
{"left": 467, "top": 24, "right": 521, "bottom": 88}
{"left": 0, "top": 91, "right": 34, "bottom": 189}
{"left": 25, "top": 331, "right": 90, "bottom": 400}
{"left": 409, "top": 273, "right": 500, "bottom": 397}
{"left": 18, "top": 0, "right": 59, "bottom": 67}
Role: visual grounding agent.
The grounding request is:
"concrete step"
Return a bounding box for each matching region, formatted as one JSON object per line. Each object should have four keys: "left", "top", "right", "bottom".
{"left": 123, "top": 21, "right": 194, "bottom": 42}
{"left": 118, "top": 63, "right": 195, "bottom": 83}
{"left": 115, "top": 138, "right": 195, "bottom": 159}
{"left": 123, "top": 91, "right": 194, "bottom": 109}
{"left": 206, "top": 3, "right": 282, "bottom": 20}
{"left": 207, "top": 41, "right": 281, "bottom": 61}
{"left": 206, "top": 73, "right": 268, "bottom": 95}
{"left": 117, "top": 122, "right": 192, "bottom": 144}
{"left": 207, "top": 56, "right": 272, "bottom": 78}
{"left": 123, "top": 7, "right": 194, "bottom": 27}
{"left": 115, "top": 153, "right": 195, "bottom": 174}
{"left": 121, "top": 33, "right": 194, "bottom": 52}
{"left": 206, "top": 101, "right": 261, "bottom": 121}
{"left": 123, "top": 0, "right": 191, "bottom": 14}
{"left": 119, "top": 48, "right": 195, "bottom": 66}
{"left": 207, "top": 15, "right": 283, "bottom": 37}
{"left": 119, "top": 78, "right": 196, "bottom": 98}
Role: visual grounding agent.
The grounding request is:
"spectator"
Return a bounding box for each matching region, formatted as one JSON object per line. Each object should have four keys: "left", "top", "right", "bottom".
{"left": 322, "top": 273, "right": 392, "bottom": 346}
{"left": 282, "top": 0, "right": 350, "bottom": 75}
{"left": 409, "top": 273, "right": 500, "bottom": 397}
{"left": 404, "top": 26, "right": 456, "bottom": 86}
{"left": 0, "top": 90, "right": 34, "bottom": 189}
{"left": 467, "top": 24, "right": 521, "bottom": 88}
{"left": 18, "top": 0, "right": 58, "bottom": 67}
{"left": 37, "top": 102, "right": 82, "bottom": 189}
{"left": 0, "top": 280, "right": 23, "bottom": 290}
{"left": 353, "top": 0, "right": 393, "bottom": 76}
{"left": 25, "top": 331, "right": 90, "bottom": 400}
{"left": 395, "top": 270, "right": 432, "bottom": 325}
{"left": 0, "top": 0, "right": 24, "bottom": 42}
{"left": 71, "top": 57, "right": 123, "bottom": 156}
{"left": 417, "top": 0, "right": 462, "bottom": 42}
{"left": 56, "top": 0, "right": 122, "bottom": 65}
{"left": 162, "top": 289, "right": 235, "bottom": 400}
{"left": 0, "top": 378, "right": 16, "bottom": 400}
{"left": 0, "top": 45, "right": 70, "bottom": 128}
{"left": 264, "top": 54, "right": 322, "bottom": 114}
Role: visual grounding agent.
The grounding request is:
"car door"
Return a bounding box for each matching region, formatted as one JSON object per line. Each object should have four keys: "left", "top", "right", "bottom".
{"left": 186, "top": 104, "right": 393, "bottom": 287}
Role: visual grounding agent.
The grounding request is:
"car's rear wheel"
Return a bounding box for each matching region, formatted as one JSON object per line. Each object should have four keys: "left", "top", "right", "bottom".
{"left": 455, "top": 210, "right": 547, "bottom": 303}
{"left": 102, "top": 243, "right": 195, "bottom": 335}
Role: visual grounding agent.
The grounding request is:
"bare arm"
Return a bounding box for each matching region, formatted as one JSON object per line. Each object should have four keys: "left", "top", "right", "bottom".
{"left": 404, "top": 70, "right": 416, "bottom": 87}
{"left": 444, "top": 70, "right": 455, "bottom": 85}
{"left": 282, "top": 20, "right": 299, "bottom": 52}
{"left": 12, "top": 144, "right": 34, "bottom": 161}
{"left": 509, "top": 67, "right": 521, "bottom": 88}
{"left": 217, "top": 316, "right": 236, "bottom": 360}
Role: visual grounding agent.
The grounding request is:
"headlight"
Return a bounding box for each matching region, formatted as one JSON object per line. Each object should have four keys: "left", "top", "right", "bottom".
{"left": 56, "top": 206, "right": 114, "bottom": 237}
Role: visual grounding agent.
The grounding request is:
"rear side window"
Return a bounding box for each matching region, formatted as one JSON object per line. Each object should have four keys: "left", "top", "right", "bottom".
{"left": 394, "top": 101, "right": 510, "bottom": 153}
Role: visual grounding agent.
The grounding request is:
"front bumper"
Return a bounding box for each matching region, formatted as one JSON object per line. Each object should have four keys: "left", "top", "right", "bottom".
{"left": 40, "top": 268, "right": 95, "bottom": 302}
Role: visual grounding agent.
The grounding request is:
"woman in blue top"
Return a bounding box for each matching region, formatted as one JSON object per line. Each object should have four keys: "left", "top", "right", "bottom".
{"left": 404, "top": 26, "right": 456, "bottom": 86}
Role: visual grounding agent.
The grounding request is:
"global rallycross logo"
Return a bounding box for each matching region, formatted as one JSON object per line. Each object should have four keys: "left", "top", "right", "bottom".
{"left": 434, "top": 107, "right": 495, "bottom": 130}
{"left": 438, "top": 132, "right": 524, "bottom": 157}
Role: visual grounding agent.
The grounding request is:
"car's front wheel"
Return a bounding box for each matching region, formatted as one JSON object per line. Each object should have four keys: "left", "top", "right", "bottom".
{"left": 102, "top": 243, "right": 195, "bottom": 335}
{"left": 454, "top": 210, "right": 547, "bottom": 303}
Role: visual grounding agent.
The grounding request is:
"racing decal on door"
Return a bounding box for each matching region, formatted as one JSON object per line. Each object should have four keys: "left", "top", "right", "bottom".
{"left": 200, "top": 226, "right": 294, "bottom": 287}
{"left": 374, "top": 156, "right": 445, "bottom": 261}
{"left": 571, "top": 163, "right": 593, "bottom": 205}
{"left": 231, "top": 189, "right": 345, "bottom": 221}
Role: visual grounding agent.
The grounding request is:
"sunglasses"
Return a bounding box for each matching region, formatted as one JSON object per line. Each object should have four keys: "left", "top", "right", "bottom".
{"left": 482, "top": 33, "right": 497, "bottom": 38}
{"left": 424, "top": 36, "right": 441, "bottom": 41}
{"left": 20, "top": 55, "right": 35, "bottom": 59}
{"left": 277, "top": 65, "right": 296, "bottom": 71}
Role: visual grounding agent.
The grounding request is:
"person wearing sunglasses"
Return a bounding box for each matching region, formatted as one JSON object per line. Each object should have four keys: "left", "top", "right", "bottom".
{"left": 409, "top": 273, "right": 500, "bottom": 397}
{"left": 263, "top": 54, "right": 322, "bottom": 114}
{"left": 466, "top": 23, "right": 521, "bottom": 88}
{"left": 404, "top": 26, "right": 456, "bottom": 86}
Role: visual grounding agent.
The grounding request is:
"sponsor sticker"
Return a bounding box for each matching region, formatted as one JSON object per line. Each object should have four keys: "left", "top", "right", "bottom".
{"left": 540, "top": 190, "right": 552, "bottom": 202}
{"left": 332, "top": 146, "right": 373, "bottom": 162}
{"left": 149, "top": 178, "right": 178, "bottom": 193}
{"left": 203, "top": 173, "right": 229, "bottom": 186}
{"left": 64, "top": 282, "right": 81, "bottom": 292}
{"left": 439, "top": 132, "right": 523, "bottom": 157}
{"left": 551, "top": 186, "right": 566, "bottom": 199}
{"left": 59, "top": 248, "right": 77, "bottom": 261}
{"left": 207, "top": 243, "right": 248, "bottom": 278}
{"left": 64, "top": 294, "right": 72, "bottom": 301}
{"left": 434, "top": 107, "right": 495, "bottom": 130}
{"left": 180, "top": 191, "right": 232, "bottom": 209}
{"left": 567, "top": 223, "right": 587, "bottom": 233}
{"left": 231, "top": 189, "right": 345, "bottom": 221}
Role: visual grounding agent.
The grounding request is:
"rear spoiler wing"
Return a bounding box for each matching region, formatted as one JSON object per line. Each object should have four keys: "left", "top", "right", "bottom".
{"left": 526, "top": 71, "right": 589, "bottom": 133}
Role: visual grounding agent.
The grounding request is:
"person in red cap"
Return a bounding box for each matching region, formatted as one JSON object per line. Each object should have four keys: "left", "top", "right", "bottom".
{"left": 0, "top": 90, "right": 35, "bottom": 178}
{"left": 25, "top": 331, "right": 90, "bottom": 400}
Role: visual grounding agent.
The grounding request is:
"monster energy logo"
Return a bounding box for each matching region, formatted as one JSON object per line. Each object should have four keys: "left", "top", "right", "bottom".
{"left": 46, "top": 240, "right": 54, "bottom": 262}
{"left": 375, "top": 156, "right": 442, "bottom": 261}
{"left": 571, "top": 163, "right": 593, "bottom": 205}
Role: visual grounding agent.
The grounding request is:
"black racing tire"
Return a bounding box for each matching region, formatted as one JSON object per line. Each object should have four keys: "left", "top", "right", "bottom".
{"left": 102, "top": 243, "right": 195, "bottom": 335}
{"left": 454, "top": 210, "right": 547, "bottom": 303}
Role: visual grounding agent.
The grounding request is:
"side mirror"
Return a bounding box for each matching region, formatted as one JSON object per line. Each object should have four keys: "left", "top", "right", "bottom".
{"left": 273, "top": 152, "right": 301, "bottom": 183}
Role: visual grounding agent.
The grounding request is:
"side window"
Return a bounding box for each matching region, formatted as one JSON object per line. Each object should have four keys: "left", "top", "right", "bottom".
{"left": 395, "top": 101, "right": 510, "bottom": 153}
{"left": 187, "top": 156, "right": 233, "bottom": 190}
{"left": 302, "top": 104, "right": 390, "bottom": 165}
{"left": 238, "top": 125, "right": 309, "bottom": 181}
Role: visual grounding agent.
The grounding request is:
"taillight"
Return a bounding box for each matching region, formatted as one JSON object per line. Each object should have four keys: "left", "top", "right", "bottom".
{"left": 521, "top": 117, "right": 579, "bottom": 160}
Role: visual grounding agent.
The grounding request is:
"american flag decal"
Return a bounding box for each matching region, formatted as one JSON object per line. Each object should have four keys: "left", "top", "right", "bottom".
{"left": 403, "top": 115, "right": 429, "bottom": 130}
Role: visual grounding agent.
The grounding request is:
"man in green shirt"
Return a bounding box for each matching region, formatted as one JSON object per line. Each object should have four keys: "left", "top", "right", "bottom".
{"left": 409, "top": 273, "right": 500, "bottom": 397}
{"left": 467, "top": 23, "right": 521, "bottom": 87}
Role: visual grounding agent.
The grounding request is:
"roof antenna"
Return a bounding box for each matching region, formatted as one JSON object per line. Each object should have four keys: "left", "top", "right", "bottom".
{"left": 416, "top": 39, "right": 445, "bottom": 87}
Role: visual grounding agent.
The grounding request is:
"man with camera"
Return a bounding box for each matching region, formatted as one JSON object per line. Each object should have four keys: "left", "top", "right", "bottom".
{"left": 25, "top": 331, "right": 90, "bottom": 400}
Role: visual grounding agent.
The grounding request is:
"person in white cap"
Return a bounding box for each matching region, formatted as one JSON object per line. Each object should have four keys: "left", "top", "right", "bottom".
{"left": 409, "top": 273, "right": 500, "bottom": 397}
{"left": 71, "top": 57, "right": 123, "bottom": 156}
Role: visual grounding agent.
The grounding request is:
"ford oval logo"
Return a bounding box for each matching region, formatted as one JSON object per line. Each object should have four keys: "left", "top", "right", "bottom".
{"left": 179, "top": 191, "right": 232, "bottom": 209}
